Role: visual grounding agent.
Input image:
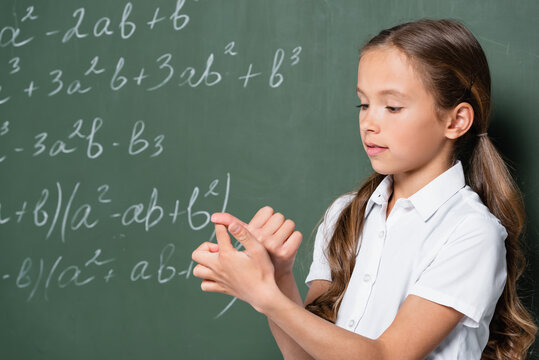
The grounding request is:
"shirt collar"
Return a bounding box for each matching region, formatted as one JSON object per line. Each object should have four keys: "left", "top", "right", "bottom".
{"left": 365, "top": 160, "right": 466, "bottom": 222}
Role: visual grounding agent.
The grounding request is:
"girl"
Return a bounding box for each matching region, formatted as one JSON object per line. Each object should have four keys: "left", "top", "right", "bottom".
{"left": 192, "top": 19, "right": 537, "bottom": 359}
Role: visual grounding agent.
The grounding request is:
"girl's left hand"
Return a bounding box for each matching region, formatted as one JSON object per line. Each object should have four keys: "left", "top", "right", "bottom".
{"left": 191, "top": 222, "right": 280, "bottom": 314}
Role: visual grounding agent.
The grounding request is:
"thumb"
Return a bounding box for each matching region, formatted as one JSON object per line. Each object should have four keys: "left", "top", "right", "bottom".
{"left": 228, "top": 222, "right": 262, "bottom": 254}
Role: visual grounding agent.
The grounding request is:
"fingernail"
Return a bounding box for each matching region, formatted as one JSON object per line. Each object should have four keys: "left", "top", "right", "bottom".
{"left": 229, "top": 223, "right": 240, "bottom": 234}
{"left": 210, "top": 213, "right": 217, "bottom": 222}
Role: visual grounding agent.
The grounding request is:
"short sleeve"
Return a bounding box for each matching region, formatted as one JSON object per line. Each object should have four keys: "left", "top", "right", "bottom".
{"left": 407, "top": 215, "right": 508, "bottom": 328}
{"left": 305, "top": 194, "right": 354, "bottom": 288}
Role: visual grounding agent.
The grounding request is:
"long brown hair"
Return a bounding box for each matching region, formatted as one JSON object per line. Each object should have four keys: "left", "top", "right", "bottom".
{"left": 305, "top": 19, "right": 537, "bottom": 359}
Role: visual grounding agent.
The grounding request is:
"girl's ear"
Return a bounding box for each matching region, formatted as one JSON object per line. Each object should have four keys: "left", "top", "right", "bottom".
{"left": 445, "top": 102, "right": 474, "bottom": 140}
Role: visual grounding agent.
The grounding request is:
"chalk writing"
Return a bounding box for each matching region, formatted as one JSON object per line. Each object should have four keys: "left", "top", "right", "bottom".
{"left": 0, "top": 173, "right": 230, "bottom": 242}
{"left": 0, "top": 117, "right": 164, "bottom": 163}
{"left": 1, "top": 172, "right": 234, "bottom": 317}
{"left": 1, "top": 47, "right": 301, "bottom": 103}
{"left": 1, "top": 0, "right": 304, "bottom": 322}
{"left": 0, "top": 1, "right": 302, "bottom": 102}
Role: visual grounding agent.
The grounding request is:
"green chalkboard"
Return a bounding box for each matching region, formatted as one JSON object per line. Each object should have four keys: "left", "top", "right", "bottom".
{"left": 1, "top": 1, "right": 537, "bottom": 359}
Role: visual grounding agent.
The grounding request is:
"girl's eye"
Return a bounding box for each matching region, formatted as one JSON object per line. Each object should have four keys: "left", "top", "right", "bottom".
{"left": 386, "top": 106, "right": 403, "bottom": 113}
{"left": 356, "top": 104, "right": 369, "bottom": 110}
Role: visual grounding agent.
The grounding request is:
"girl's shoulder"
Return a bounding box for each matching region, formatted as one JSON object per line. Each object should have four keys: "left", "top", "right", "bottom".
{"left": 315, "top": 193, "right": 356, "bottom": 240}
{"left": 448, "top": 185, "right": 508, "bottom": 236}
{"left": 323, "top": 193, "right": 356, "bottom": 222}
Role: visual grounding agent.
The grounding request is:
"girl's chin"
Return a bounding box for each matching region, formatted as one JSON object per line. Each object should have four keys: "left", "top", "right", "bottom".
{"left": 369, "top": 161, "right": 394, "bottom": 176}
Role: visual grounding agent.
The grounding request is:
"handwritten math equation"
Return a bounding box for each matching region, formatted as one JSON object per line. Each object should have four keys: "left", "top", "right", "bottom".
{"left": 1, "top": 173, "right": 236, "bottom": 311}
{"left": 0, "top": 1, "right": 303, "bottom": 104}
{"left": 0, "top": 117, "right": 164, "bottom": 164}
{"left": 1, "top": 0, "right": 299, "bottom": 318}
{"left": 0, "top": 173, "right": 230, "bottom": 242}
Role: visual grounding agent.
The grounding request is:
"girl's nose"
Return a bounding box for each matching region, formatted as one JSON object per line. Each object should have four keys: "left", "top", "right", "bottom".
{"left": 359, "top": 109, "right": 380, "bottom": 133}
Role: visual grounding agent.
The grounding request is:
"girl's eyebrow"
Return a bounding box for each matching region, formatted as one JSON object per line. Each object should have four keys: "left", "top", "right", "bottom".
{"left": 356, "top": 86, "right": 409, "bottom": 99}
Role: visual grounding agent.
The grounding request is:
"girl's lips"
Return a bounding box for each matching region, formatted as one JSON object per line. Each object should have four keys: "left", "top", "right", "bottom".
{"left": 366, "top": 145, "right": 388, "bottom": 156}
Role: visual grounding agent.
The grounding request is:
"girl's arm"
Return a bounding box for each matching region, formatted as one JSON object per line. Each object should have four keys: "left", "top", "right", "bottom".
{"left": 264, "top": 285, "right": 464, "bottom": 360}
{"left": 192, "top": 222, "right": 465, "bottom": 360}
{"left": 267, "top": 275, "right": 330, "bottom": 359}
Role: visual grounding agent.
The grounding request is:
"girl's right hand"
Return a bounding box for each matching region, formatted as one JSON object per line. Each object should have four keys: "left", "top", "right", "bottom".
{"left": 210, "top": 207, "right": 303, "bottom": 280}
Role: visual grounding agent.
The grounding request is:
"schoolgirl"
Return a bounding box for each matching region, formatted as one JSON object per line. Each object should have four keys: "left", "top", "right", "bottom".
{"left": 192, "top": 19, "right": 537, "bottom": 359}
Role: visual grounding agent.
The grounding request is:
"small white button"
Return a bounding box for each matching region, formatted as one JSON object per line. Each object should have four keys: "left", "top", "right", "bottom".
{"left": 363, "top": 274, "right": 371, "bottom": 282}
{"left": 378, "top": 230, "right": 385, "bottom": 238}
{"left": 348, "top": 320, "right": 355, "bottom": 328}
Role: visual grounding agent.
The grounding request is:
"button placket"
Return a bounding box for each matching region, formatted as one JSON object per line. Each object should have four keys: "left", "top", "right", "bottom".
{"left": 340, "top": 206, "right": 388, "bottom": 331}
{"left": 349, "top": 215, "right": 386, "bottom": 323}
{"left": 370, "top": 228, "right": 386, "bottom": 286}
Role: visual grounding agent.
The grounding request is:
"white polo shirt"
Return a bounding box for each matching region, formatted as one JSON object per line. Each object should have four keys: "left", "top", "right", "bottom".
{"left": 305, "top": 160, "right": 508, "bottom": 359}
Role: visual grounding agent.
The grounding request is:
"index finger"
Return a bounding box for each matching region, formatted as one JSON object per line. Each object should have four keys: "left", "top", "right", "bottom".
{"left": 211, "top": 212, "right": 248, "bottom": 227}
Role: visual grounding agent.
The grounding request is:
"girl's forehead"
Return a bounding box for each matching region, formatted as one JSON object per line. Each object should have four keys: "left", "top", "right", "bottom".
{"left": 357, "top": 47, "right": 426, "bottom": 96}
{"left": 358, "top": 47, "right": 415, "bottom": 75}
